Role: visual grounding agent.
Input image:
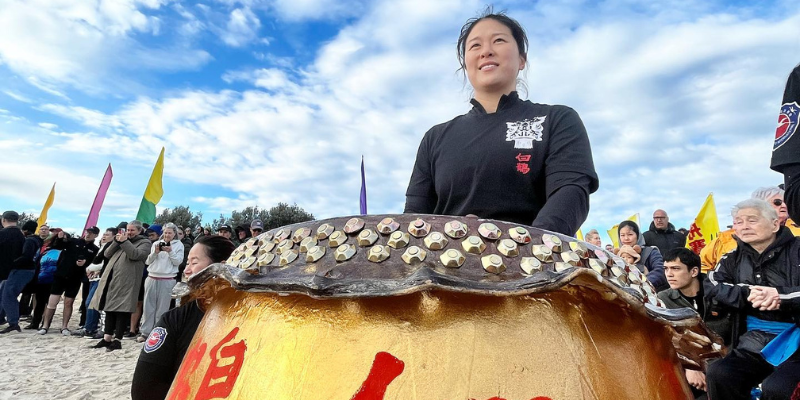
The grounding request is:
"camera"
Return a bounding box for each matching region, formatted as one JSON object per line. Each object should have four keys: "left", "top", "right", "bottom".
{"left": 158, "top": 241, "right": 169, "bottom": 250}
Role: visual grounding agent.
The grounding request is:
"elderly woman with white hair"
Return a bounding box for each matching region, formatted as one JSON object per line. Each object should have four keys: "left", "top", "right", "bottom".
{"left": 137, "top": 222, "right": 184, "bottom": 343}
{"left": 705, "top": 198, "right": 800, "bottom": 400}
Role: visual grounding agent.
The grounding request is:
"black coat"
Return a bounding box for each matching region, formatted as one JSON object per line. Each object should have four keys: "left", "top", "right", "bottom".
{"left": 0, "top": 226, "right": 26, "bottom": 280}
{"left": 52, "top": 236, "right": 100, "bottom": 281}
{"left": 658, "top": 273, "right": 733, "bottom": 345}
{"left": 705, "top": 227, "right": 800, "bottom": 348}
{"left": 643, "top": 222, "right": 686, "bottom": 254}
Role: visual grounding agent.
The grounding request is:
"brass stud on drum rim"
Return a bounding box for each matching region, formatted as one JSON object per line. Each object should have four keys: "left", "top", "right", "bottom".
{"left": 401, "top": 246, "right": 427, "bottom": 264}
{"left": 276, "top": 239, "right": 293, "bottom": 255}
{"left": 387, "top": 231, "right": 410, "bottom": 249}
{"left": 259, "top": 231, "right": 274, "bottom": 242}
{"left": 292, "top": 227, "right": 312, "bottom": 243}
{"left": 357, "top": 229, "right": 379, "bottom": 247}
{"left": 497, "top": 239, "right": 519, "bottom": 257}
{"left": 509, "top": 227, "right": 532, "bottom": 244}
{"left": 481, "top": 254, "right": 506, "bottom": 274}
{"left": 588, "top": 258, "right": 606, "bottom": 275}
{"left": 299, "top": 236, "right": 318, "bottom": 253}
{"left": 334, "top": 244, "right": 357, "bottom": 262}
{"left": 554, "top": 262, "right": 571, "bottom": 272}
{"left": 279, "top": 249, "right": 299, "bottom": 266}
{"left": 478, "top": 223, "right": 501, "bottom": 240}
{"left": 305, "top": 246, "right": 326, "bottom": 263}
{"left": 444, "top": 221, "right": 468, "bottom": 239}
{"left": 542, "top": 234, "right": 562, "bottom": 252}
{"left": 423, "top": 232, "right": 448, "bottom": 250}
{"left": 520, "top": 257, "right": 543, "bottom": 275}
{"left": 343, "top": 218, "right": 365, "bottom": 234}
{"left": 274, "top": 228, "right": 290, "bottom": 243}
{"left": 408, "top": 218, "right": 431, "bottom": 238}
{"left": 560, "top": 251, "right": 581, "bottom": 266}
{"left": 462, "top": 235, "right": 486, "bottom": 254}
{"left": 440, "top": 249, "right": 466, "bottom": 268}
{"left": 569, "top": 242, "right": 589, "bottom": 258}
{"left": 328, "top": 231, "right": 347, "bottom": 247}
{"left": 377, "top": 217, "right": 400, "bottom": 234}
{"left": 316, "top": 224, "right": 334, "bottom": 240}
{"left": 367, "top": 245, "right": 390, "bottom": 263}
{"left": 531, "top": 245, "right": 554, "bottom": 262}
{"left": 257, "top": 252, "right": 275, "bottom": 267}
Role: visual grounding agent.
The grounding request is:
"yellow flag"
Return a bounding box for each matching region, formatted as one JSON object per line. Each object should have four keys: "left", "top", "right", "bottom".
{"left": 686, "top": 193, "right": 720, "bottom": 255}
{"left": 607, "top": 213, "right": 640, "bottom": 248}
{"left": 575, "top": 229, "right": 584, "bottom": 241}
{"left": 136, "top": 147, "right": 165, "bottom": 224}
{"left": 37, "top": 183, "right": 56, "bottom": 229}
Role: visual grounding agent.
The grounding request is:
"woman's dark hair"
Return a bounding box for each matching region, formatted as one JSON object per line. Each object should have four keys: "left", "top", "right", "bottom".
{"left": 456, "top": 6, "right": 529, "bottom": 76}
{"left": 618, "top": 220, "right": 640, "bottom": 240}
{"left": 663, "top": 248, "right": 701, "bottom": 271}
{"left": 195, "top": 235, "right": 236, "bottom": 263}
{"left": 105, "top": 227, "right": 117, "bottom": 234}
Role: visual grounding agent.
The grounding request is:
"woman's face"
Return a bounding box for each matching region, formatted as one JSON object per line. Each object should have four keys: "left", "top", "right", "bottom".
{"left": 619, "top": 226, "right": 638, "bottom": 246}
{"left": 465, "top": 18, "right": 525, "bottom": 96}
{"left": 766, "top": 193, "right": 789, "bottom": 224}
{"left": 163, "top": 228, "right": 176, "bottom": 242}
{"left": 185, "top": 244, "right": 214, "bottom": 278}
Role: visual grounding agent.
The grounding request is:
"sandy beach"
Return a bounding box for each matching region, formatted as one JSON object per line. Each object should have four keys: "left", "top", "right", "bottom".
{"left": 0, "top": 301, "right": 141, "bottom": 400}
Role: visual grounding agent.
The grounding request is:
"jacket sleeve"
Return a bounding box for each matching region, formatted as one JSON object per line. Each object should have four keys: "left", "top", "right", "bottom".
{"left": 704, "top": 251, "right": 751, "bottom": 309}
{"left": 104, "top": 241, "right": 120, "bottom": 258}
{"left": 169, "top": 242, "right": 184, "bottom": 267}
{"left": 645, "top": 247, "right": 666, "bottom": 290}
{"left": 145, "top": 242, "right": 159, "bottom": 266}
{"left": 13, "top": 238, "right": 38, "bottom": 269}
{"left": 120, "top": 240, "right": 151, "bottom": 262}
{"left": 404, "top": 129, "right": 437, "bottom": 214}
{"left": 93, "top": 243, "right": 109, "bottom": 265}
{"left": 783, "top": 164, "right": 800, "bottom": 225}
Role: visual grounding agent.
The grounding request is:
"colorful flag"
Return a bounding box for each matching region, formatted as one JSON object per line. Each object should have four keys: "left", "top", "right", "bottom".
{"left": 84, "top": 164, "right": 113, "bottom": 231}
{"left": 37, "top": 183, "right": 56, "bottom": 229}
{"left": 686, "top": 193, "right": 720, "bottom": 255}
{"left": 607, "top": 213, "right": 640, "bottom": 248}
{"left": 575, "top": 229, "right": 584, "bottom": 241}
{"left": 136, "top": 147, "right": 165, "bottom": 224}
{"left": 359, "top": 156, "right": 367, "bottom": 215}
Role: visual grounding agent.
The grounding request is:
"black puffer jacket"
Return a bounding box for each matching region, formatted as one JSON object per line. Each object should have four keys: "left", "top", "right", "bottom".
{"left": 643, "top": 222, "right": 686, "bottom": 254}
{"left": 705, "top": 227, "right": 800, "bottom": 348}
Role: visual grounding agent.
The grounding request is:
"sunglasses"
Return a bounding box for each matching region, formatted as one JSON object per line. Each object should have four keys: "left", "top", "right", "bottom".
{"left": 773, "top": 199, "right": 784, "bottom": 207}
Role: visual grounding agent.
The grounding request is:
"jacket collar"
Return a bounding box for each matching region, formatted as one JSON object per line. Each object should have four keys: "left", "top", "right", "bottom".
{"left": 648, "top": 221, "right": 676, "bottom": 234}
{"left": 469, "top": 91, "right": 522, "bottom": 114}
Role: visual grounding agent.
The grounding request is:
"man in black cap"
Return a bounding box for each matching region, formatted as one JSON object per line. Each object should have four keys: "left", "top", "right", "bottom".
{"left": 217, "top": 224, "right": 233, "bottom": 242}
{"left": 250, "top": 219, "right": 264, "bottom": 238}
{"left": 0, "top": 212, "right": 28, "bottom": 333}
{"left": 40, "top": 226, "right": 100, "bottom": 335}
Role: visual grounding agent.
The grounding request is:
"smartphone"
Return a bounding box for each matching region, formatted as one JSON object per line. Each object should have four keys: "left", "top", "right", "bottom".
{"left": 118, "top": 229, "right": 125, "bottom": 234}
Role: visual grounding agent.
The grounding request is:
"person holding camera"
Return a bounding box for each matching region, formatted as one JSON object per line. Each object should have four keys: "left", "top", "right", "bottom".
{"left": 137, "top": 223, "right": 184, "bottom": 343}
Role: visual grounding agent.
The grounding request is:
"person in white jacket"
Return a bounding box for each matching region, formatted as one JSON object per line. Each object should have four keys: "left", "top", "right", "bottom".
{"left": 137, "top": 223, "right": 184, "bottom": 342}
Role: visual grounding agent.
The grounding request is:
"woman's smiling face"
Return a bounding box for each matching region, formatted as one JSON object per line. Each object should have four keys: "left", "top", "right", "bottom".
{"left": 464, "top": 18, "right": 525, "bottom": 96}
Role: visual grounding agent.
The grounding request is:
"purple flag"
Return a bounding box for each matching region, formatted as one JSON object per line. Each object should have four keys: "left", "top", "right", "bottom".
{"left": 84, "top": 164, "right": 113, "bottom": 231}
{"left": 360, "top": 156, "right": 367, "bottom": 215}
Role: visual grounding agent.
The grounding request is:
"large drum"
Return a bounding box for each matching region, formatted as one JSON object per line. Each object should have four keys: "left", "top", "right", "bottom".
{"left": 168, "top": 215, "right": 724, "bottom": 400}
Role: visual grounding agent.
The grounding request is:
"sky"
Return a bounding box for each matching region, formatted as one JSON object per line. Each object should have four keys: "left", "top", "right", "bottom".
{"left": 1, "top": 0, "right": 798, "bottom": 245}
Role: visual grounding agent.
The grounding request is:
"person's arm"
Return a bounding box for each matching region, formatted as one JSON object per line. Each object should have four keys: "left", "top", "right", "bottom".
{"left": 120, "top": 240, "right": 151, "bottom": 262}
{"left": 531, "top": 107, "right": 598, "bottom": 235}
{"left": 404, "top": 129, "right": 437, "bottom": 214}
{"left": 104, "top": 241, "right": 120, "bottom": 258}
{"left": 644, "top": 247, "right": 667, "bottom": 290}
{"left": 145, "top": 242, "right": 159, "bottom": 266}
{"left": 13, "top": 238, "right": 37, "bottom": 269}
{"left": 771, "top": 65, "right": 800, "bottom": 221}
{"left": 93, "top": 243, "right": 109, "bottom": 265}
{"left": 704, "top": 251, "right": 751, "bottom": 309}
{"left": 168, "top": 243, "right": 184, "bottom": 267}
{"left": 131, "top": 312, "right": 180, "bottom": 400}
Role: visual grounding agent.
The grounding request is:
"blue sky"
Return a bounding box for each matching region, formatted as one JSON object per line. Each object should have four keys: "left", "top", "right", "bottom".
{"left": 1, "top": 0, "right": 799, "bottom": 245}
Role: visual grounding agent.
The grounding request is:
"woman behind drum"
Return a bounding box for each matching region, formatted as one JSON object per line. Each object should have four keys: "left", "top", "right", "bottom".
{"left": 131, "top": 235, "right": 235, "bottom": 400}
{"left": 405, "top": 8, "right": 599, "bottom": 236}
{"left": 618, "top": 220, "right": 667, "bottom": 291}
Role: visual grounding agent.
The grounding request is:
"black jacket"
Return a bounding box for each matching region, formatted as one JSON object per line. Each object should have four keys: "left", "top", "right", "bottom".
{"left": 13, "top": 234, "right": 43, "bottom": 271}
{"left": 52, "top": 236, "right": 100, "bottom": 281}
{"left": 643, "top": 222, "right": 686, "bottom": 254}
{"left": 0, "top": 226, "right": 26, "bottom": 280}
{"left": 705, "top": 227, "right": 800, "bottom": 348}
{"left": 658, "top": 273, "right": 733, "bottom": 345}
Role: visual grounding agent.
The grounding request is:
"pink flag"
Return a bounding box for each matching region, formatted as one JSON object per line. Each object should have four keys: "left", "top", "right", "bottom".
{"left": 84, "top": 164, "right": 113, "bottom": 231}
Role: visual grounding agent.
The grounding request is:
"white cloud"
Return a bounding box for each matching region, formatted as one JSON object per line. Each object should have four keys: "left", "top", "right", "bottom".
{"left": 3, "top": 90, "right": 32, "bottom": 103}
{"left": 221, "top": 7, "right": 262, "bottom": 47}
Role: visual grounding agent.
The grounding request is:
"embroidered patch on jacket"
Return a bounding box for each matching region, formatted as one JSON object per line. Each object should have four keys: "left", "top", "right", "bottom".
{"left": 144, "top": 327, "right": 168, "bottom": 353}
{"left": 774, "top": 102, "right": 799, "bottom": 151}
{"left": 506, "top": 117, "right": 546, "bottom": 149}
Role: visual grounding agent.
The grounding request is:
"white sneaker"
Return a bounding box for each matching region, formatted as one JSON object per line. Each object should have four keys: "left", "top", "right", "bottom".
{"left": 61, "top": 328, "right": 71, "bottom": 336}
{"left": 37, "top": 328, "right": 48, "bottom": 335}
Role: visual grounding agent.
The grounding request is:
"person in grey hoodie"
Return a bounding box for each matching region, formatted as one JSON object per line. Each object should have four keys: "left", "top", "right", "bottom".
{"left": 137, "top": 223, "right": 184, "bottom": 343}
